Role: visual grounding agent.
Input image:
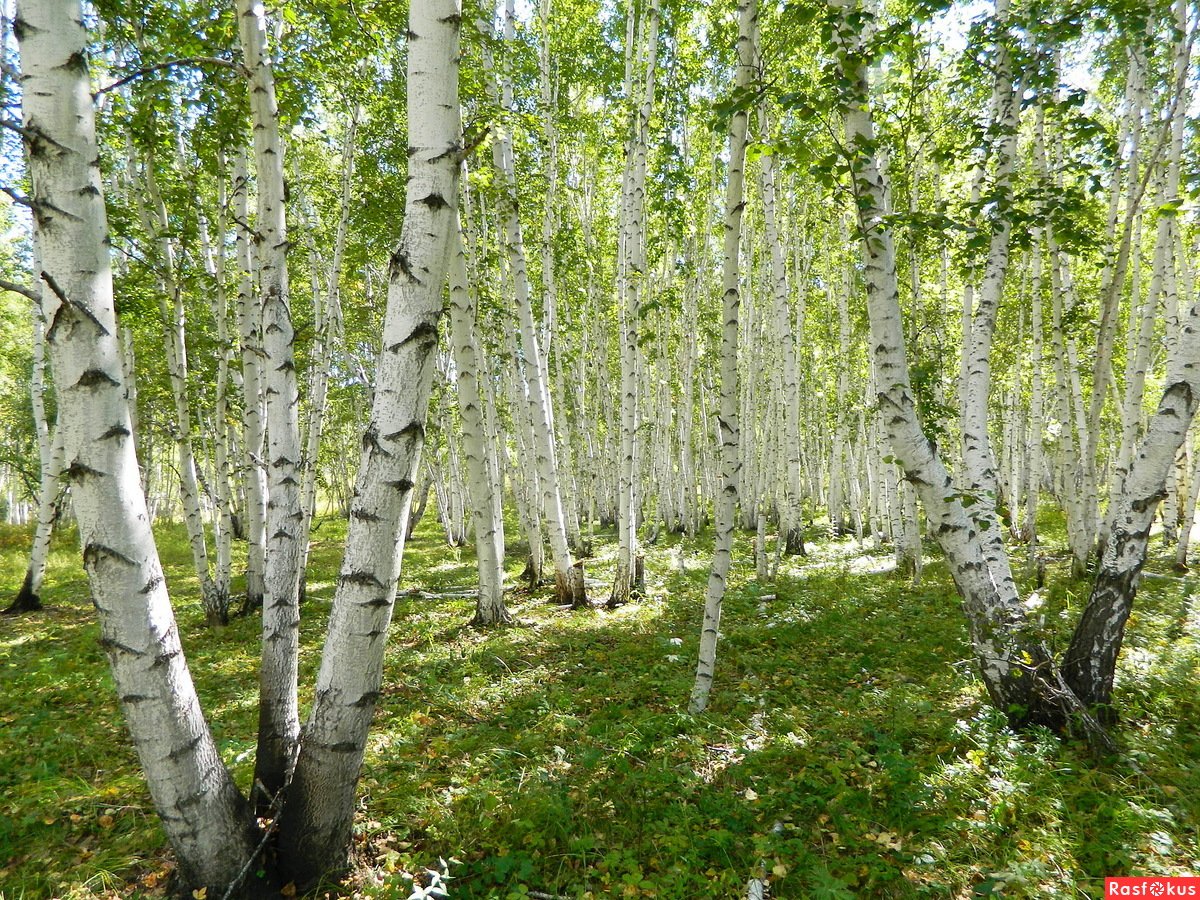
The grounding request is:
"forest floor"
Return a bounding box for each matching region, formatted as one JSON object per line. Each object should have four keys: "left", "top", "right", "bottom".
{"left": 2, "top": 511, "right": 1200, "bottom": 899}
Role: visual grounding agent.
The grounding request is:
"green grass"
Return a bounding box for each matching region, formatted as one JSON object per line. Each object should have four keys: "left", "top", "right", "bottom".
{"left": 2, "top": 510, "right": 1200, "bottom": 898}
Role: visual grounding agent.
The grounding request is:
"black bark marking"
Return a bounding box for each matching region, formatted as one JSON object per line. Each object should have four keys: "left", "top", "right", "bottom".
{"left": 351, "top": 508, "right": 383, "bottom": 522}
{"left": 386, "top": 322, "right": 439, "bottom": 354}
{"left": 138, "top": 574, "right": 164, "bottom": 594}
{"left": 40, "top": 272, "right": 109, "bottom": 335}
{"left": 389, "top": 249, "right": 413, "bottom": 281}
{"left": 98, "top": 636, "right": 144, "bottom": 657}
{"left": 342, "top": 571, "right": 385, "bottom": 589}
{"left": 100, "top": 424, "right": 131, "bottom": 440}
{"left": 65, "top": 460, "right": 104, "bottom": 481}
{"left": 419, "top": 192, "right": 449, "bottom": 210}
{"left": 77, "top": 368, "right": 121, "bottom": 388}
{"left": 83, "top": 542, "right": 136, "bottom": 568}
{"left": 167, "top": 735, "right": 204, "bottom": 761}
{"left": 353, "top": 691, "right": 381, "bottom": 707}
{"left": 120, "top": 693, "right": 152, "bottom": 704}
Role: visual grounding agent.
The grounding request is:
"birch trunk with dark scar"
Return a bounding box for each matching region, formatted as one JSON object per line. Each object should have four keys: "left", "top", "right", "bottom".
{"left": 688, "top": 0, "right": 755, "bottom": 716}
{"left": 1062, "top": 306, "right": 1200, "bottom": 711}
{"left": 831, "top": 0, "right": 1112, "bottom": 746}
{"left": 15, "top": 0, "right": 258, "bottom": 890}
{"left": 275, "top": 0, "right": 461, "bottom": 883}
{"left": 236, "top": 0, "right": 304, "bottom": 807}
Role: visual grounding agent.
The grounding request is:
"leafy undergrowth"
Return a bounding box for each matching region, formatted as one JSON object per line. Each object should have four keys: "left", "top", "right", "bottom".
{"left": 2, "top": 512, "right": 1200, "bottom": 899}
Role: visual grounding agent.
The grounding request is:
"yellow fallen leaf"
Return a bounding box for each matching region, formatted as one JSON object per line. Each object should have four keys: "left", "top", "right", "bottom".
{"left": 744, "top": 788, "right": 759, "bottom": 801}
{"left": 772, "top": 863, "right": 788, "bottom": 878}
{"left": 193, "top": 889, "right": 207, "bottom": 900}
{"left": 98, "top": 815, "right": 114, "bottom": 829}
{"left": 42, "top": 816, "right": 56, "bottom": 825}
{"left": 280, "top": 882, "right": 297, "bottom": 897}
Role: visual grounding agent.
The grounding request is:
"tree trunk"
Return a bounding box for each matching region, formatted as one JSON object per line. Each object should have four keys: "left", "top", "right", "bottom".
{"left": 275, "top": 0, "right": 461, "bottom": 884}
{"left": 236, "top": 0, "right": 305, "bottom": 807}
{"left": 688, "top": 0, "right": 755, "bottom": 716}
{"left": 16, "top": 0, "right": 259, "bottom": 890}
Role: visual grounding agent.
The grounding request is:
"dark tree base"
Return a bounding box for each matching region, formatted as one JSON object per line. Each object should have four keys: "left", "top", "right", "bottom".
{"left": 3, "top": 571, "right": 42, "bottom": 615}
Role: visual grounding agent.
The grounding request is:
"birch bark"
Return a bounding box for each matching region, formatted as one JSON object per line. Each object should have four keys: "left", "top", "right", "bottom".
{"left": 16, "top": 0, "right": 257, "bottom": 889}
{"left": 276, "top": 0, "right": 461, "bottom": 882}
{"left": 236, "top": 0, "right": 304, "bottom": 805}
{"left": 688, "top": 0, "right": 755, "bottom": 715}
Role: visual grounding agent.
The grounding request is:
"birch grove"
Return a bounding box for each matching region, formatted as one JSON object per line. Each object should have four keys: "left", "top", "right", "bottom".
{"left": 5, "top": 0, "right": 1200, "bottom": 891}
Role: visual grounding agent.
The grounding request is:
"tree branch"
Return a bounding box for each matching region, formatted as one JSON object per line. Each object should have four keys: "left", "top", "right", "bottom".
{"left": 0, "top": 278, "right": 39, "bottom": 303}
{"left": 95, "top": 57, "right": 244, "bottom": 96}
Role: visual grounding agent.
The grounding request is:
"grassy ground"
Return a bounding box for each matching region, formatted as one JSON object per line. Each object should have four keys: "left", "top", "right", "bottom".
{"left": 2, "top": 511, "right": 1200, "bottom": 899}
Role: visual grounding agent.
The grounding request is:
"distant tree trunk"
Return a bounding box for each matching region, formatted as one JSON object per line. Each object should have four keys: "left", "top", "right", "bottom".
{"left": 610, "top": 0, "right": 661, "bottom": 607}
{"left": 449, "top": 219, "right": 510, "bottom": 626}
{"left": 688, "top": 0, "right": 755, "bottom": 716}
{"left": 297, "top": 110, "right": 357, "bottom": 597}
{"left": 15, "top": 0, "right": 258, "bottom": 891}
{"left": 131, "top": 150, "right": 224, "bottom": 624}
{"left": 484, "top": 0, "right": 584, "bottom": 607}
{"left": 232, "top": 150, "right": 268, "bottom": 612}
{"left": 276, "top": 0, "right": 461, "bottom": 884}
{"left": 7, "top": 303, "right": 63, "bottom": 614}
{"left": 237, "top": 0, "right": 304, "bottom": 808}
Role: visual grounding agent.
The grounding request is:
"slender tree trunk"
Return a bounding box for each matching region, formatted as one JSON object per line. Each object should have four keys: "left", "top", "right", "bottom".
{"left": 237, "top": 0, "right": 305, "bottom": 806}
{"left": 449, "top": 219, "right": 510, "bottom": 625}
{"left": 233, "top": 151, "right": 268, "bottom": 612}
{"left": 276, "top": 1, "right": 461, "bottom": 884}
{"left": 610, "top": 0, "right": 661, "bottom": 606}
{"left": 484, "top": 0, "right": 584, "bottom": 607}
{"left": 7, "top": 305, "right": 63, "bottom": 614}
{"left": 16, "top": 0, "right": 258, "bottom": 890}
{"left": 688, "top": 0, "right": 755, "bottom": 715}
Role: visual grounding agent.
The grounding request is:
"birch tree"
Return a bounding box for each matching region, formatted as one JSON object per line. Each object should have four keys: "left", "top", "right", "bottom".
{"left": 689, "top": 0, "right": 756, "bottom": 716}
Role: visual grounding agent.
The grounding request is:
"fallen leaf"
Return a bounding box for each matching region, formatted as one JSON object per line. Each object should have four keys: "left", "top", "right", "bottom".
{"left": 772, "top": 863, "right": 788, "bottom": 878}
{"left": 281, "top": 882, "right": 297, "bottom": 897}
{"left": 193, "top": 889, "right": 207, "bottom": 900}
{"left": 98, "top": 815, "right": 115, "bottom": 829}
{"left": 744, "top": 788, "right": 758, "bottom": 801}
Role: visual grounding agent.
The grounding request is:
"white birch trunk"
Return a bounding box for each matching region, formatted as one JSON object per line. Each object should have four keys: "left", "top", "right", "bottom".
{"left": 236, "top": 0, "right": 304, "bottom": 804}
{"left": 688, "top": 0, "right": 755, "bottom": 715}
{"left": 15, "top": 0, "right": 257, "bottom": 889}
{"left": 277, "top": 3, "right": 461, "bottom": 883}
{"left": 449, "top": 220, "right": 509, "bottom": 625}
{"left": 233, "top": 151, "right": 268, "bottom": 610}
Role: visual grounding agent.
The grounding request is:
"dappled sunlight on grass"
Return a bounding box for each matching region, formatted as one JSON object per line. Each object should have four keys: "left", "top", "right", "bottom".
{"left": 4, "top": 513, "right": 1200, "bottom": 897}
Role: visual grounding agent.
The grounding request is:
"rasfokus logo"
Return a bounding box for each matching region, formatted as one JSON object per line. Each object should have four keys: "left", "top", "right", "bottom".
{"left": 1107, "top": 878, "right": 1200, "bottom": 896}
